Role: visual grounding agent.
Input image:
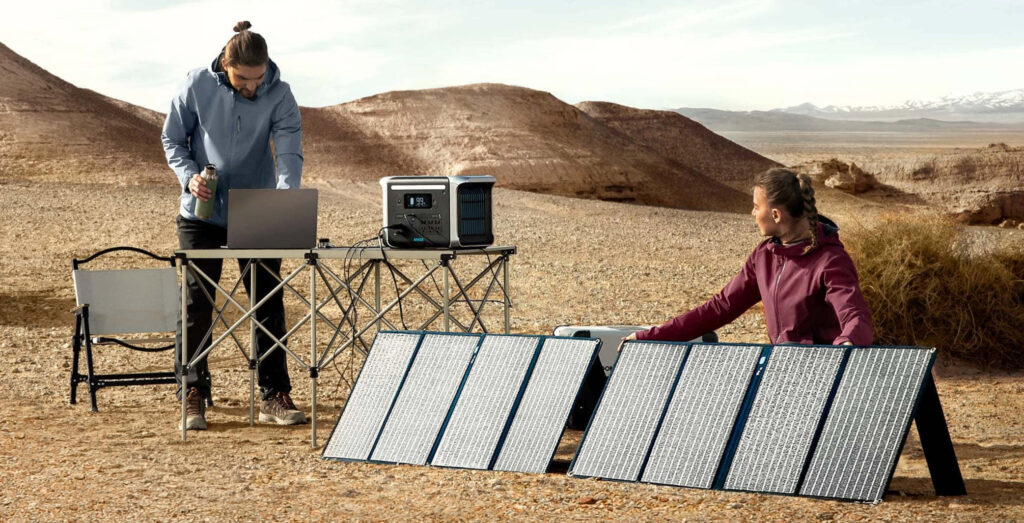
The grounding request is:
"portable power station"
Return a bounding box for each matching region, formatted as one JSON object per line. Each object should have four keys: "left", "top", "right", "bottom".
{"left": 380, "top": 175, "right": 496, "bottom": 248}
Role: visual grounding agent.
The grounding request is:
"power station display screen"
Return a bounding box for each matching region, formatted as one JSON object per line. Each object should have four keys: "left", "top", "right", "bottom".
{"left": 404, "top": 194, "right": 432, "bottom": 209}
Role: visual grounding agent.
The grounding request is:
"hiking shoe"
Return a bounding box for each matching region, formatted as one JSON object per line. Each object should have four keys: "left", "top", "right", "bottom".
{"left": 259, "top": 392, "right": 307, "bottom": 425}
{"left": 178, "top": 387, "right": 207, "bottom": 431}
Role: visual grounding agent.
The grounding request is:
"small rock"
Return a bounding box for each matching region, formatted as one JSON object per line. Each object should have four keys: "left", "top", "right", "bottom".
{"left": 817, "top": 513, "right": 835, "bottom": 520}
{"left": 727, "top": 502, "right": 742, "bottom": 509}
{"left": 576, "top": 496, "right": 597, "bottom": 505}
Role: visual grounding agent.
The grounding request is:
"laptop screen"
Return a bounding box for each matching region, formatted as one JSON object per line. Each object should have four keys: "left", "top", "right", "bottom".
{"left": 226, "top": 189, "right": 318, "bottom": 249}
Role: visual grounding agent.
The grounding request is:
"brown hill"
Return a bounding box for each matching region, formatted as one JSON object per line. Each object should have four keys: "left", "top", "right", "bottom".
{"left": 0, "top": 42, "right": 167, "bottom": 184}
{"left": 1, "top": 42, "right": 755, "bottom": 213}
{"left": 303, "top": 84, "right": 749, "bottom": 212}
{"left": 576, "top": 101, "right": 780, "bottom": 190}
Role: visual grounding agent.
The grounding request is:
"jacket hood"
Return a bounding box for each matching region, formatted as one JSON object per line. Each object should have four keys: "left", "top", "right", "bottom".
{"left": 208, "top": 51, "right": 281, "bottom": 94}
{"left": 766, "top": 215, "right": 842, "bottom": 257}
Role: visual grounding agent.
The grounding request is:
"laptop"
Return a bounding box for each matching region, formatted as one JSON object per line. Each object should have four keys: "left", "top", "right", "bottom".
{"left": 227, "top": 189, "right": 318, "bottom": 249}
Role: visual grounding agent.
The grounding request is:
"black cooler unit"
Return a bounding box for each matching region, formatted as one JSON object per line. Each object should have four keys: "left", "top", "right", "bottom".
{"left": 380, "top": 175, "right": 496, "bottom": 248}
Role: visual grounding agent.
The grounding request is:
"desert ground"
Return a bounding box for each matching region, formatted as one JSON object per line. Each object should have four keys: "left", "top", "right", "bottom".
{"left": 1, "top": 162, "right": 1023, "bottom": 520}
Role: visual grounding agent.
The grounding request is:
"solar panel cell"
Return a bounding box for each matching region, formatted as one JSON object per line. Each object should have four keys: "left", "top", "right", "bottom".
{"left": 431, "top": 335, "right": 541, "bottom": 469}
{"left": 370, "top": 333, "right": 482, "bottom": 465}
{"left": 321, "top": 332, "right": 421, "bottom": 461}
{"left": 642, "top": 343, "right": 763, "bottom": 488}
{"left": 569, "top": 341, "right": 687, "bottom": 481}
{"left": 799, "top": 347, "right": 934, "bottom": 502}
{"left": 723, "top": 345, "right": 846, "bottom": 494}
{"left": 493, "top": 337, "right": 600, "bottom": 474}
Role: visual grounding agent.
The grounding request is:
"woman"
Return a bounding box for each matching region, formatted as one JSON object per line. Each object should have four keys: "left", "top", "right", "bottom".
{"left": 630, "top": 168, "right": 873, "bottom": 346}
{"left": 161, "top": 21, "right": 304, "bottom": 430}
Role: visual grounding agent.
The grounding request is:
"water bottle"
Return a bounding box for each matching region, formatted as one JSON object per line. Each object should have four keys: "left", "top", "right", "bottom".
{"left": 193, "top": 164, "right": 219, "bottom": 220}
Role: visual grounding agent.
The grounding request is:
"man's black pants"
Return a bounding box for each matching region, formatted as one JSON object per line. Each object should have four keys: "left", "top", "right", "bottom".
{"left": 175, "top": 216, "right": 292, "bottom": 401}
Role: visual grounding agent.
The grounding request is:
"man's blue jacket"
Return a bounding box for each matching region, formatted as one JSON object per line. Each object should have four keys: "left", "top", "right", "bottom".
{"left": 161, "top": 54, "right": 303, "bottom": 227}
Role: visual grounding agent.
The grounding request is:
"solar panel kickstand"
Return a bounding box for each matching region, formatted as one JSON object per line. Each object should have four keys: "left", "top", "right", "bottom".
{"left": 914, "top": 373, "right": 966, "bottom": 496}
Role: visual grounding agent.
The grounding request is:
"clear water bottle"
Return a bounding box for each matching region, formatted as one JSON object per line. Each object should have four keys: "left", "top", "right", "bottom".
{"left": 193, "top": 164, "right": 219, "bottom": 220}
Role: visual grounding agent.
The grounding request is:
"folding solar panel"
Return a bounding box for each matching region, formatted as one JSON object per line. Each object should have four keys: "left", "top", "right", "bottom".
{"left": 800, "top": 347, "right": 935, "bottom": 502}
{"left": 492, "top": 337, "right": 600, "bottom": 474}
{"left": 641, "top": 343, "right": 764, "bottom": 488}
{"left": 430, "top": 335, "right": 542, "bottom": 470}
{"left": 569, "top": 341, "right": 688, "bottom": 481}
{"left": 321, "top": 331, "right": 421, "bottom": 461}
{"left": 369, "top": 333, "right": 482, "bottom": 465}
{"left": 723, "top": 345, "right": 846, "bottom": 494}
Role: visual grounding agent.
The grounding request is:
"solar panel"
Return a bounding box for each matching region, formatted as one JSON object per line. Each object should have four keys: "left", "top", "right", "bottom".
{"left": 321, "top": 331, "right": 421, "bottom": 461}
{"left": 369, "top": 333, "right": 482, "bottom": 465}
{"left": 569, "top": 341, "right": 687, "bottom": 481}
{"left": 723, "top": 345, "right": 846, "bottom": 494}
{"left": 641, "top": 343, "right": 763, "bottom": 488}
{"left": 799, "top": 347, "right": 935, "bottom": 502}
{"left": 430, "top": 335, "right": 542, "bottom": 470}
{"left": 492, "top": 337, "right": 600, "bottom": 474}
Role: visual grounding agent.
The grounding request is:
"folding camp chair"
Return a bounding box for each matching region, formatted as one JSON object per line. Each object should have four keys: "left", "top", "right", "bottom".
{"left": 69, "top": 246, "right": 179, "bottom": 411}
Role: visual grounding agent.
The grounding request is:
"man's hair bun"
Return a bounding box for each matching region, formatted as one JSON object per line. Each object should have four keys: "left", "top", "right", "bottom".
{"left": 233, "top": 21, "right": 252, "bottom": 32}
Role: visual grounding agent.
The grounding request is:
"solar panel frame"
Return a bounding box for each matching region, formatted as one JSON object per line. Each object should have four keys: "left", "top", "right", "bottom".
{"left": 641, "top": 343, "right": 765, "bottom": 489}
{"left": 321, "top": 331, "right": 423, "bottom": 462}
{"left": 798, "top": 347, "right": 936, "bottom": 502}
{"left": 492, "top": 336, "right": 601, "bottom": 474}
{"left": 429, "top": 334, "right": 543, "bottom": 470}
{"left": 569, "top": 340, "right": 689, "bottom": 482}
{"left": 722, "top": 345, "right": 848, "bottom": 495}
{"left": 368, "top": 332, "right": 483, "bottom": 465}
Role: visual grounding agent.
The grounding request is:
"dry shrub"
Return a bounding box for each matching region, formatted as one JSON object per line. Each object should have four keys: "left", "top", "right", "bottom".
{"left": 900, "top": 147, "right": 1024, "bottom": 184}
{"left": 844, "top": 214, "right": 1024, "bottom": 368}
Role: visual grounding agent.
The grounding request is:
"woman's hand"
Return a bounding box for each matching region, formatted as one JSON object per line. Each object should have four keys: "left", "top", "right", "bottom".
{"left": 617, "top": 332, "right": 638, "bottom": 353}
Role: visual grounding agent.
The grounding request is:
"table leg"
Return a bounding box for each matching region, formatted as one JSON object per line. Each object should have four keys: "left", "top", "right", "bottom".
{"left": 375, "top": 262, "right": 381, "bottom": 334}
{"left": 180, "top": 257, "right": 188, "bottom": 442}
{"left": 249, "top": 261, "right": 256, "bottom": 427}
{"left": 310, "top": 257, "right": 317, "bottom": 449}
{"left": 443, "top": 261, "right": 450, "bottom": 332}
{"left": 503, "top": 254, "right": 511, "bottom": 334}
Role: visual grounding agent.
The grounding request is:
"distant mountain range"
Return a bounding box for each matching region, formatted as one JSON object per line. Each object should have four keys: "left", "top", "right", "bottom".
{"left": 676, "top": 88, "right": 1024, "bottom": 132}
{"left": 772, "top": 89, "right": 1024, "bottom": 123}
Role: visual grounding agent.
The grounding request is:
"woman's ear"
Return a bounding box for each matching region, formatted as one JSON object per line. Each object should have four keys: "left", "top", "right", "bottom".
{"left": 771, "top": 208, "right": 782, "bottom": 223}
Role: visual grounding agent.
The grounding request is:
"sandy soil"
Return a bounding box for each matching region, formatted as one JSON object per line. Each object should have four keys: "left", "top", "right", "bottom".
{"left": 1, "top": 178, "right": 1023, "bottom": 521}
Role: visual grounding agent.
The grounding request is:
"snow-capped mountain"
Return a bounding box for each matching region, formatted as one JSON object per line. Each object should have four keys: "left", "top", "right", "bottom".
{"left": 773, "top": 89, "right": 1024, "bottom": 123}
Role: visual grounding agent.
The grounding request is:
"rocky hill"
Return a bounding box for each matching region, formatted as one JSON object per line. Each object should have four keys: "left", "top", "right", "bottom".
{"left": 1, "top": 43, "right": 770, "bottom": 213}
{"left": 0, "top": 42, "right": 167, "bottom": 184}
{"left": 302, "top": 84, "right": 750, "bottom": 212}
{"left": 577, "top": 101, "right": 779, "bottom": 190}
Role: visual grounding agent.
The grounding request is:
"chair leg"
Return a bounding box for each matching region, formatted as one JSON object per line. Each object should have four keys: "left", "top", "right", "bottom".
{"left": 70, "top": 316, "right": 82, "bottom": 405}
{"left": 83, "top": 333, "right": 99, "bottom": 412}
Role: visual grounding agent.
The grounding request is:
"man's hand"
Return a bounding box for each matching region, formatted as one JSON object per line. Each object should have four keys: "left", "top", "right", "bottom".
{"left": 189, "top": 174, "right": 212, "bottom": 202}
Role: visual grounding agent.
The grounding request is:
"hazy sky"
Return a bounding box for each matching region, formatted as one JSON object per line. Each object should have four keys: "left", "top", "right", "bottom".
{"left": 2, "top": 0, "right": 1021, "bottom": 113}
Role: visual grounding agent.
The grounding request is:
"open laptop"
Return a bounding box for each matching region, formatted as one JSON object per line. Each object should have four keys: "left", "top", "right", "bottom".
{"left": 227, "top": 189, "right": 318, "bottom": 249}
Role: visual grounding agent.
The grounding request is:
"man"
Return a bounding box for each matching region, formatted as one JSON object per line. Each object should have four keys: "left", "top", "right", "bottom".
{"left": 161, "top": 21, "right": 305, "bottom": 430}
